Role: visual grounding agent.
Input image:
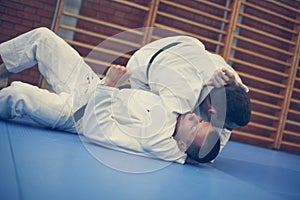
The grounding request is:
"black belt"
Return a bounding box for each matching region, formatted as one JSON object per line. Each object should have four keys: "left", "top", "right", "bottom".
{"left": 74, "top": 104, "right": 87, "bottom": 122}
{"left": 146, "top": 42, "right": 181, "bottom": 80}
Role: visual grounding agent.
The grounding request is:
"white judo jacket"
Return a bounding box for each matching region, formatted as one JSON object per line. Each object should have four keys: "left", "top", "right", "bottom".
{"left": 127, "top": 36, "right": 249, "bottom": 151}
{"left": 82, "top": 85, "right": 187, "bottom": 164}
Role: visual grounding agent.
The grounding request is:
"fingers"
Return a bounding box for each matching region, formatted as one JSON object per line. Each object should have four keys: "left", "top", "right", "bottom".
{"left": 115, "top": 65, "right": 131, "bottom": 87}
{"left": 108, "top": 64, "right": 124, "bottom": 73}
{"left": 105, "top": 65, "right": 131, "bottom": 87}
{"left": 112, "top": 65, "right": 131, "bottom": 81}
{"left": 210, "top": 69, "right": 226, "bottom": 87}
{"left": 110, "top": 64, "right": 130, "bottom": 74}
{"left": 215, "top": 69, "right": 227, "bottom": 87}
{"left": 221, "top": 68, "right": 234, "bottom": 82}
{"left": 205, "top": 68, "right": 236, "bottom": 88}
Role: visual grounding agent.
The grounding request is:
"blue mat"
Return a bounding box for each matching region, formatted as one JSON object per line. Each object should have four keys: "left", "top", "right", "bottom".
{"left": 1, "top": 120, "right": 300, "bottom": 200}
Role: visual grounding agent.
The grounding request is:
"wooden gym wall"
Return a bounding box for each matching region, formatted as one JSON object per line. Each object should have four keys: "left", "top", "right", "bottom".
{"left": 47, "top": 0, "right": 300, "bottom": 155}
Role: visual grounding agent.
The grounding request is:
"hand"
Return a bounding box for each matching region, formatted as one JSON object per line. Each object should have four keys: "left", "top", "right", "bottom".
{"left": 104, "top": 65, "right": 131, "bottom": 87}
{"left": 205, "top": 68, "right": 237, "bottom": 88}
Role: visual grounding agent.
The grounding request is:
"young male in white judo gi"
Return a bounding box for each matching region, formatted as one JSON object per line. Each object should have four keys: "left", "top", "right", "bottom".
{"left": 0, "top": 27, "right": 222, "bottom": 164}
{"left": 127, "top": 36, "right": 251, "bottom": 156}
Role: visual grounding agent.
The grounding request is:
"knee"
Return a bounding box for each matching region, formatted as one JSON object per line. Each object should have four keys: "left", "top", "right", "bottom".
{"left": 0, "top": 81, "right": 32, "bottom": 118}
{"left": 33, "top": 27, "right": 56, "bottom": 40}
{"left": 10, "top": 81, "right": 30, "bottom": 89}
{"left": 35, "top": 27, "right": 52, "bottom": 34}
{"left": 5, "top": 81, "right": 34, "bottom": 99}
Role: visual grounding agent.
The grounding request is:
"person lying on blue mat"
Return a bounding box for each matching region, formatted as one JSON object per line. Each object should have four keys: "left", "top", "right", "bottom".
{"left": 0, "top": 28, "right": 251, "bottom": 164}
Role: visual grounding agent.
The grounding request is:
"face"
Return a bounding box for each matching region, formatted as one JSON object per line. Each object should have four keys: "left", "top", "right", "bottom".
{"left": 175, "top": 113, "right": 214, "bottom": 151}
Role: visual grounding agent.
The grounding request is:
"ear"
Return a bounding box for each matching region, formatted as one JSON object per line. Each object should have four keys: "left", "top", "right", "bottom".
{"left": 208, "top": 107, "right": 217, "bottom": 115}
{"left": 208, "top": 107, "right": 219, "bottom": 123}
{"left": 177, "top": 140, "right": 188, "bottom": 152}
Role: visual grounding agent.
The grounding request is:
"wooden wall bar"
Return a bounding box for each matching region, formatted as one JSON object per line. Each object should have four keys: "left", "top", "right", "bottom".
{"left": 48, "top": 0, "right": 300, "bottom": 155}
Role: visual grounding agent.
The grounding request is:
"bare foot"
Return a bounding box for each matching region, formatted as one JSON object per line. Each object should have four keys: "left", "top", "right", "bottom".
{"left": 0, "top": 77, "right": 8, "bottom": 89}
{"left": 0, "top": 63, "right": 11, "bottom": 89}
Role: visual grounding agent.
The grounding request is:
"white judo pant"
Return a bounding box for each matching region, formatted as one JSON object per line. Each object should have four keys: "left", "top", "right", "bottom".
{"left": 0, "top": 27, "right": 99, "bottom": 132}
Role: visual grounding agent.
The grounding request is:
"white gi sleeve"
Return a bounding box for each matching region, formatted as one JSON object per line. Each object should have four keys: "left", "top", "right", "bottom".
{"left": 82, "top": 85, "right": 187, "bottom": 163}
{"left": 82, "top": 86, "right": 143, "bottom": 151}
{"left": 219, "top": 129, "right": 232, "bottom": 152}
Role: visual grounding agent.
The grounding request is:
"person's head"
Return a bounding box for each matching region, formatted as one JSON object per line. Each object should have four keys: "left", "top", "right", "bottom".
{"left": 174, "top": 113, "right": 220, "bottom": 163}
{"left": 186, "top": 129, "right": 220, "bottom": 164}
{"left": 199, "top": 84, "right": 251, "bottom": 131}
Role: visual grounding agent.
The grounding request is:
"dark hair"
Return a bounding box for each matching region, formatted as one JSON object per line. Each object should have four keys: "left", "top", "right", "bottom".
{"left": 186, "top": 130, "right": 220, "bottom": 163}
{"left": 225, "top": 84, "right": 251, "bottom": 126}
{"left": 211, "top": 84, "right": 251, "bottom": 127}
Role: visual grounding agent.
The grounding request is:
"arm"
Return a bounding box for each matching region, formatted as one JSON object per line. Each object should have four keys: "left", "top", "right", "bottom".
{"left": 82, "top": 79, "right": 186, "bottom": 163}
